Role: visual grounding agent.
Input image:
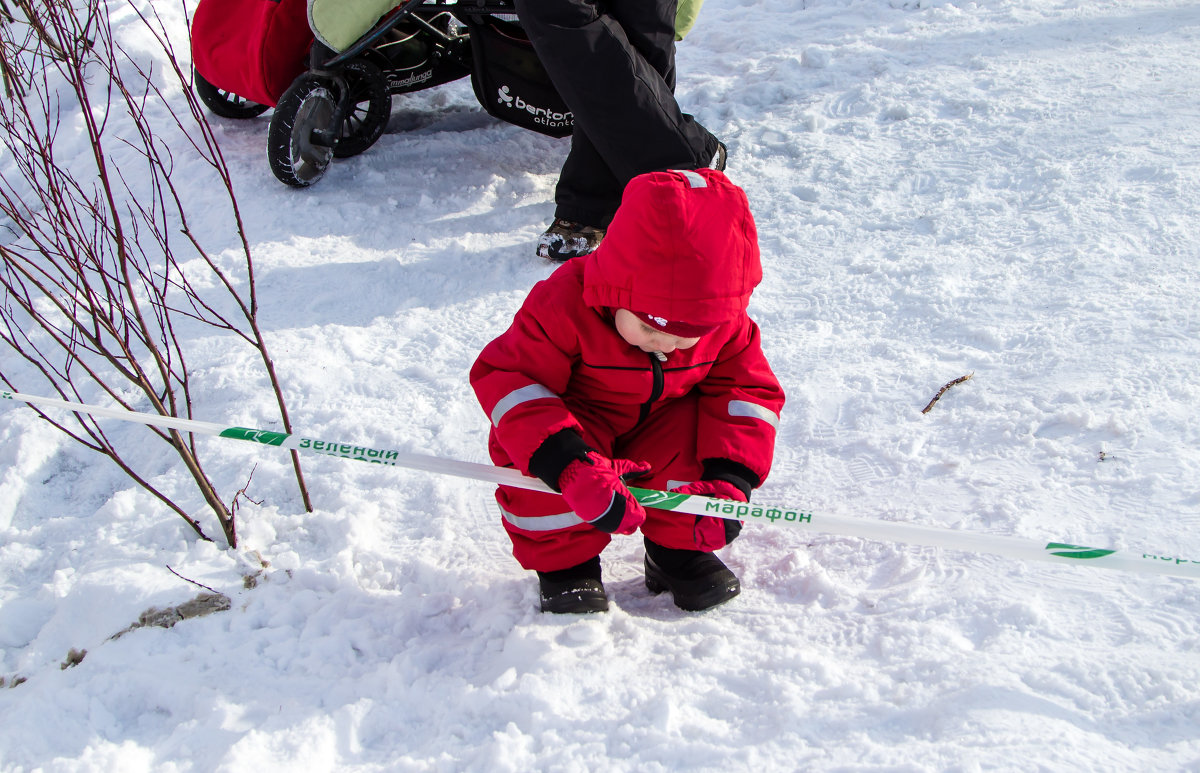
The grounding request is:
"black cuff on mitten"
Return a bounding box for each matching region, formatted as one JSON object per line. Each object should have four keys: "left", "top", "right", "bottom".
{"left": 529, "top": 429, "right": 595, "bottom": 492}
{"left": 700, "top": 458, "right": 760, "bottom": 501}
{"left": 587, "top": 492, "right": 630, "bottom": 533}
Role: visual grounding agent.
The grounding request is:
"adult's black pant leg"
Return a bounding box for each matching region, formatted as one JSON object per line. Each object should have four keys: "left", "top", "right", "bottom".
{"left": 555, "top": 127, "right": 622, "bottom": 227}
{"left": 607, "top": 0, "right": 718, "bottom": 167}
{"left": 606, "top": 0, "right": 677, "bottom": 87}
{"left": 515, "top": 0, "right": 716, "bottom": 220}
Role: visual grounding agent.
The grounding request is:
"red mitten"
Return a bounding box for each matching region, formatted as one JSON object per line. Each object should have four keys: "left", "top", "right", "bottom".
{"left": 672, "top": 479, "right": 748, "bottom": 550}
{"left": 670, "top": 479, "right": 748, "bottom": 503}
{"left": 559, "top": 452, "right": 651, "bottom": 535}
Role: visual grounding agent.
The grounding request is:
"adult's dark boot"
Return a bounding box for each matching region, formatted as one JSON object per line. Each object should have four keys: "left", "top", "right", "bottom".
{"left": 536, "top": 218, "right": 605, "bottom": 262}
{"left": 708, "top": 140, "right": 727, "bottom": 172}
{"left": 644, "top": 538, "right": 740, "bottom": 611}
{"left": 537, "top": 555, "right": 609, "bottom": 614}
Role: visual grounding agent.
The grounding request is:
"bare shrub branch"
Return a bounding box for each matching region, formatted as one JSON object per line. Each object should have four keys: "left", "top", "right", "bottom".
{"left": 0, "top": 0, "right": 311, "bottom": 547}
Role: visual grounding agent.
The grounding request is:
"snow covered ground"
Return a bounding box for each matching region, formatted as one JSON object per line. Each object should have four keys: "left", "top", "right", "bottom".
{"left": 3, "top": 0, "right": 1200, "bottom": 769}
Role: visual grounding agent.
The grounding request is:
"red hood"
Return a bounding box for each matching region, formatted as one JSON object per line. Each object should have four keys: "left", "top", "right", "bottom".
{"left": 582, "top": 169, "right": 761, "bottom": 329}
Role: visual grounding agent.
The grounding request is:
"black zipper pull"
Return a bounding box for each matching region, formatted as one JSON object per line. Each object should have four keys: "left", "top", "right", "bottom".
{"left": 637, "top": 351, "right": 666, "bottom": 426}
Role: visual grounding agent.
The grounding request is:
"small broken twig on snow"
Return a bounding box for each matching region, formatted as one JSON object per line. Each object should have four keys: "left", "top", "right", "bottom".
{"left": 166, "top": 564, "right": 220, "bottom": 595}
{"left": 921, "top": 373, "right": 974, "bottom": 414}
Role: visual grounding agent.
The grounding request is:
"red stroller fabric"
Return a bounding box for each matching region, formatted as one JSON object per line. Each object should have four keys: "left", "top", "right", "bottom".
{"left": 191, "top": 0, "right": 314, "bottom": 107}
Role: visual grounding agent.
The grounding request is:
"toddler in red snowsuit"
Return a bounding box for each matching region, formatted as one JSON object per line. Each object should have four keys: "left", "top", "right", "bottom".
{"left": 471, "top": 168, "right": 785, "bottom": 613}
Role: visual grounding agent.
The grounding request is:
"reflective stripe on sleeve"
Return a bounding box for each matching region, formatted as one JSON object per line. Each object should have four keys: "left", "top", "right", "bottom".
{"left": 500, "top": 507, "right": 586, "bottom": 532}
{"left": 490, "top": 383, "right": 558, "bottom": 427}
{"left": 728, "top": 399, "right": 780, "bottom": 430}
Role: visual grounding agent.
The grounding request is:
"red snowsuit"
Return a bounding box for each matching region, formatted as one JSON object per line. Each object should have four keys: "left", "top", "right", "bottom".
{"left": 471, "top": 169, "right": 785, "bottom": 572}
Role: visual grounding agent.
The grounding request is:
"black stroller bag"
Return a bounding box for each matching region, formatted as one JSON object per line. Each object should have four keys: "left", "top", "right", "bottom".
{"left": 463, "top": 15, "right": 573, "bottom": 138}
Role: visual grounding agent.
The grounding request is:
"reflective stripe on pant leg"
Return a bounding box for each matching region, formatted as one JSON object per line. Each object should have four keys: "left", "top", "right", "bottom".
{"left": 495, "top": 484, "right": 612, "bottom": 571}
{"left": 500, "top": 507, "right": 586, "bottom": 532}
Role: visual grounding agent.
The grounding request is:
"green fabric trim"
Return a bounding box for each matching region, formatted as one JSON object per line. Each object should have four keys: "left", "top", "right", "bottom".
{"left": 309, "top": 0, "right": 399, "bottom": 52}
{"left": 311, "top": 0, "right": 704, "bottom": 50}
{"left": 675, "top": 0, "right": 705, "bottom": 40}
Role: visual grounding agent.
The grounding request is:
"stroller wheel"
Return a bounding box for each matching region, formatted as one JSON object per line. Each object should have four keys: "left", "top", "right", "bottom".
{"left": 193, "top": 69, "right": 270, "bottom": 119}
{"left": 268, "top": 74, "right": 338, "bottom": 187}
{"left": 331, "top": 59, "right": 392, "bottom": 159}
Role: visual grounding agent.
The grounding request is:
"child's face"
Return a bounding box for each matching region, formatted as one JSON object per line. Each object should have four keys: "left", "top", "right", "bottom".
{"left": 614, "top": 309, "right": 702, "bottom": 354}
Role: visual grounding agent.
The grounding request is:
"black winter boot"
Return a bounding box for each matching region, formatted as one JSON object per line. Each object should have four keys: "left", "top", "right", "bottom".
{"left": 644, "top": 538, "right": 740, "bottom": 611}
{"left": 537, "top": 556, "right": 609, "bottom": 614}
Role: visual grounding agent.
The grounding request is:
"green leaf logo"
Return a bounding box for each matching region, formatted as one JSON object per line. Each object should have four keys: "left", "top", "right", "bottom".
{"left": 631, "top": 488, "right": 688, "bottom": 510}
{"left": 1046, "top": 542, "right": 1116, "bottom": 560}
{"left": 219, "top": 427, "right": 288, "bottom": 446}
